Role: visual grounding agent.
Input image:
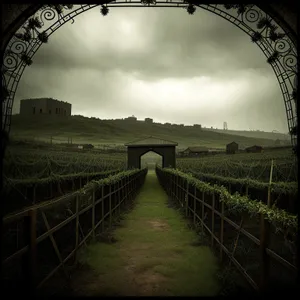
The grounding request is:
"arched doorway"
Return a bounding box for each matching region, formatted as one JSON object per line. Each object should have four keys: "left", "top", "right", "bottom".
{"left": 1, "top": 2, "right": 298, "bottom": 149}
{"left": 125, "top": 136, "right": 178, "bottom": 169}
{"left": 141, "top": 151, "right": 163, "bottom": 170}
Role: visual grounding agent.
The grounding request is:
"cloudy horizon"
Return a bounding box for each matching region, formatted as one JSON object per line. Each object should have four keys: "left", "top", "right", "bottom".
{"left": 13, "top": 5, "right": 289, "bottom": 133}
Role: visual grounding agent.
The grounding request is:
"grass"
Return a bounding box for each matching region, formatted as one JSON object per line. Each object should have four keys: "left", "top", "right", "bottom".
{"left": 9, "top": 114, "right": 283, "bottom": 149}
{"left": 74, "top": 171, "right": 220, "bottom": 296}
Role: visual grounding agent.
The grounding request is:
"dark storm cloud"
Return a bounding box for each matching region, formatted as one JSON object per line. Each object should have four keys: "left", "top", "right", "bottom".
{"left": 31, "top": 7, "right": 269, "bottom": 79}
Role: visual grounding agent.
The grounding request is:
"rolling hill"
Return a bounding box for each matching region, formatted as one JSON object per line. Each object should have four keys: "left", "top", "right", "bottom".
{"left": 10, "top": 114, "right": 289, "bottom": 150}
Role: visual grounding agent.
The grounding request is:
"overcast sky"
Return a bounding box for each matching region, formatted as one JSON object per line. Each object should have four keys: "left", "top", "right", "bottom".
{"left": 14, "top": 5, "right": 289, "bottom": 133}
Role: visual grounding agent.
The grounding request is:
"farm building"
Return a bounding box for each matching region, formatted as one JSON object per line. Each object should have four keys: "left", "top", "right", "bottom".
{"left": 245, "top": 145, "right": 263, "bottom": 153}
{"left": 182, "top": 146, "right": 209, "bottom": 157}
{"left": 193, "top": 124, "right": 202, "bottom": 129}
{"left": 145, "top": 118, "right": 153, "bottom": 124}
{"left": 20, "top": 98, "right": 72, "bottom": 117}
{"left": 226, "top": 141, "right": 239, "bottom": 154}
{"left": 124, "top": 115, "right": 137, "bottom": 122}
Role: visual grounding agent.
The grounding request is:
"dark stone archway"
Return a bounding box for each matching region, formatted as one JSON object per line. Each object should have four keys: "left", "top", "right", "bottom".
{"left": 125, "top": 136, "right": 177, "bottom": 169}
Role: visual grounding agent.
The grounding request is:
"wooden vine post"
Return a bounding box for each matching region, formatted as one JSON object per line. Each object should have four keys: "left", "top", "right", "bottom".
{"left": 109, "top": 184, "right": 112, "bottom": 228}
{"left": 101, "top": 185, "right": 104, "bottom": 232}
{"left": 220, "top": 183, "right": 231, "bottom": 259}
{"left": 211, "top": 191, "right": 215, "bottom": 247}
{"left": 220, "top": 197, "right": 225, "bottom": 261}
{"left": 193, "top": 185, "right": 197, "bottom": 225}
{"left": 125, "top": 176, "right": 128, "bottom": 205}
{"left": 118, "top": 180, "right": 121, "bottom": 214}
{"left": 185, "top": 180, "right": 189, "bottom": 217}
{"left": 92, "top": 187, "right": 95, "bottom": 240}
{"left": 259, "top": 159, "right": 274, "bottom": 292}
{"left": 231, "top": 183, "right": 247, "bottom": 262}
{"left": 201, "top": 191, "right": 205, "bottom": 232}
{"left": 176, "top": 174, "right": 179, "bottom": 201}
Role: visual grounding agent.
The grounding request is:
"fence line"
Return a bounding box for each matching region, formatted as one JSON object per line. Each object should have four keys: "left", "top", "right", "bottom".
{"left": 156, "top": 167, "right": 297, "bottom": 293}
{"left": 2, "top": 169, "right": 147, "bottom": 295}
{"left": 186, "top": 170, "right": 297, "bottom": 214}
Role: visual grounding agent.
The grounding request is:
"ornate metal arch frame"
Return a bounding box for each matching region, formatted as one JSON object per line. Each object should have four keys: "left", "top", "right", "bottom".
{"left": 2, "top": 1, "right": 298, "bottom": 146}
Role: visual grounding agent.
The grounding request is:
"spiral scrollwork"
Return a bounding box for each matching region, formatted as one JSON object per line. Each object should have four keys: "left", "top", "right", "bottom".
{"left": 244, "top": 8, "right": 262, "bottom": 24}
{"left": 283, "top": 54, "right": 297, "bottom": 73}
{"left": 10, "top": 39, "right": 27, "bottom": 54}
{"left": 39, "top": 7, "right": 57, "bottom": 26}
{"left": 3, "top": 52, "right": 19, "bottom": 70}
{"left": 274, "top": 38, "right": 291, "bottom": 54}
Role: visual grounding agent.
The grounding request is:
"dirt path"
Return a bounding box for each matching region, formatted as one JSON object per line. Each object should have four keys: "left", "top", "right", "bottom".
{"left": 70, "top": 171, "right": 220, "bottom": 296}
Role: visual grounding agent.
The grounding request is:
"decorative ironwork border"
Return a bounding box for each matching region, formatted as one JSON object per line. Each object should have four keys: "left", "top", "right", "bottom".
{"left": 1, "top": 1, "right": 298, "bottom": 146}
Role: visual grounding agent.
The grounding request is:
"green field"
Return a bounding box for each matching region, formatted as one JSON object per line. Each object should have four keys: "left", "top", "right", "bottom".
{"left": 2, "top": 132, "right": 296, "bottom": 295}
{"left": 72, "top": 172, "right": 220, "bottom": 296}
{"left": 177, "top": 148, "right": 297, "bottom": 182}
{"left": 9, "top": 114, "right": 288, "bottom": 149}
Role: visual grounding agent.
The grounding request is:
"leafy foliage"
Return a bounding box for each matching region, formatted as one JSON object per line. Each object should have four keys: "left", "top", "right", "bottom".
{"left": 64, "top": 4, "right": 74, "bottom": 10}
{"left": 177, "top": 149, "right": 297, "bottom": 183}
{"left": 76, "top": 168, "right": 147, "bottom": 195}
{"left": 223, "top": 5, "right": 286, "bottom": 62}
{"left": 23, "top": 31, "right": 32, "bottom": 42}
{"left": 4, "top": 150, "right": 127, "bottom": 180}
{"left": 3, "top": 169, "right": 121, "bottom": 189}
{"left": 28, "top": 17, "right": 42, "bottom": 29}
{"left": 269, "top": 31, "right": 285, "bottom": 42}
{"left": 14, "top": 4, "right": 74, "bottom": 46}
{"left": 157, "top": 167, "right": 298, "bottom": 234}
{"left": 100, "top": 5, "right": 109, "bottom": 16}
{"left": 38, "top": 31, "right": 49, "bottom": 43}
{"left": 251, "top": 31, "right": 263, "bottom": 43}
{"left": 141, "top": 0, "right": 156, "bottom": 5}
{"left": 52, "top": 4, "right": 64, "bottom": 14}
{"left": 187, "top": 4, "right": 196, "bottom": 15}
{"left": 185, "top": 170, "right": 298, "bottom": 195}
{"left": 20, "top": 54, "right": 33, "bottom": 66}
{"left": 257, "top": 17, "right": 272, "bottom": 29}
{"left": 267, "top": 50, "right": 279, "bottom": 64}
{"left": 290, "top": 125, "right": 297, "bottom": 136}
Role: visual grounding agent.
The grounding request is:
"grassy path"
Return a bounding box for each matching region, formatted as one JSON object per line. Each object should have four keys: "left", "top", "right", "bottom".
{"left": 71, "top": 171, "right": 220, "bottom": 296}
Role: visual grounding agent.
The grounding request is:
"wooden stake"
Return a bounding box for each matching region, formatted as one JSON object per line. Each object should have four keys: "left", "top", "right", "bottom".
{"left": 230, "top": 218, "right": 244, "bottom": 266}
{"left": 109, "top": 185, "right": 112, "bottom": 228}
{"left": 259, "top": 159, "right": 273, "bottom": 292}
{"left": 201, "top": 191, "right": 204, "bottom": 232}
{"left": 92, "top": 188, "right": 95, "bottom": 240}
{"left": 220, "top": 201, "right": 224, "bottom": 261}
{"left": 193, "top": 186, "right": 196, "bottom": 225}
{"left": 101, "top": 185, "right": 104, "bottom": 232}
{"left": 185, "top": 180, "right": 189, "bottom": 217}
{"left": 267, "top": 159, "right": 274, "bottom": 207}
{"left": 211, "top": 192, "right": 215, "bottom": 247}
{"left": 41, "top": 211, "right": 69, "bottom": 280}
